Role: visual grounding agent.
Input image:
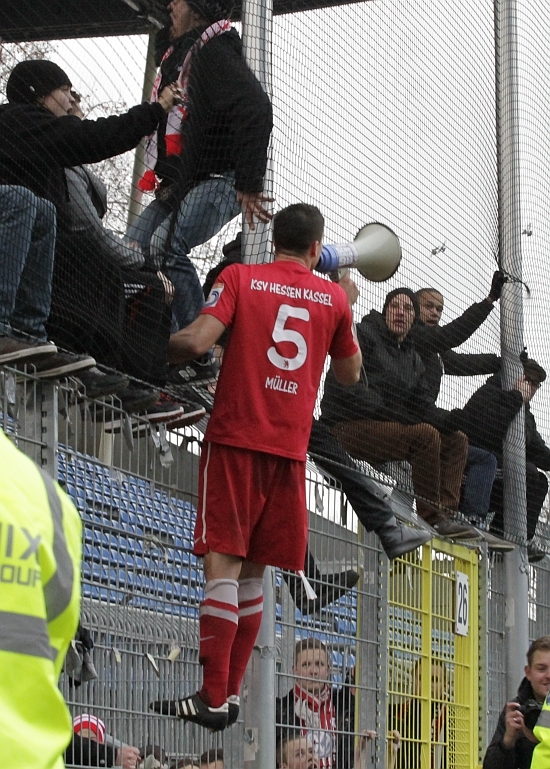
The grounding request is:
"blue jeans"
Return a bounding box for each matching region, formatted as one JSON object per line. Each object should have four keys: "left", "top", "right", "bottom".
{"left": 460, "top": 445, "right": 498, "bottom": 520}
{"left": 0, "top": 186, "right": 56, "bottom": 341}
{"left": 127, "top": 176, "right": 241, "bottom": 331}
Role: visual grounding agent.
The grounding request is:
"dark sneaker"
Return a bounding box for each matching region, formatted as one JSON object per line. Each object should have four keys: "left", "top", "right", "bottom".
{"left": 316, "top": 570, "right": 359, "bottom": 611}
{"left": 150, "top": 693, "right": 228, "bottom": 731}
{"left": 467, "top": 516, "right": 515, "bottom": 552}
{"left": 165, "top": 400, "right": 206, "bottom": 429}
{"left": 145, "top": 393, "right": 184, "bottom": 423}
{"left": 376, "top": 516, "right": 432, "bottom": 559}
{"left": 166, "top": 382, "right": 216, "bottom": 414}
{"left": 92, "top": 386, "right": 159, "bottom": 423}
{"left": 295, "top": 570, "right": 360, "bottom": 614}
{"left": 434, "top": 518, "right": 482, "bottom": 540}
{"left": 167, "top": 354, "right": 219, "bottom": 387}
{"left": 33, "top": 352, "right": 95, "bottom": 379}
{"left": 0, "top": 336, "right": 57, "bottom": 365}
{"left": 77, "top": 367, "right": 130, "bottom": 399}
{"left": 227, "top": 695, "right": 240, "bottom": 726}
{"left": 476, "top": 529, "right": 515, "bottom": 553}
{"left": 119, "top": 386, "right": 160, "bottom": 414}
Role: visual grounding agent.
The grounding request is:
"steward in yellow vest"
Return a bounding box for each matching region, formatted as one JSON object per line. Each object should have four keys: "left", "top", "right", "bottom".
{"left": 532, "top": 693, "right": 550, "bottom": 769}
{"left": 0, "top": 430, "right": 81, "bottom": 769}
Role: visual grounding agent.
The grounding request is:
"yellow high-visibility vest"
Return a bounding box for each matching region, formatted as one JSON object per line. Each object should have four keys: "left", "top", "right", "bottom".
{"left": 0, "top": 430, "right": 81, "bottom": 769}
{"left": 532, "top": 693, "right": 550, "bottom": 769}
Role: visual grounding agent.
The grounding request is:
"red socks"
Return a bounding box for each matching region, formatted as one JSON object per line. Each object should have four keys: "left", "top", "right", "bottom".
{"left": 198, "top": 577, "right": 264, "bottom": 707}
{"left": 198, "top": 578, "right": 239, "bottom": 708}
{"left": 227, "top": 578, "right": 264, "bottom": 699}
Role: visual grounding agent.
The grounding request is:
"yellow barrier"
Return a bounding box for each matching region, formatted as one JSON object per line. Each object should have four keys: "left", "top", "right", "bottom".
{"left": 386, "top": 539, "right": 479, "bottom": 769}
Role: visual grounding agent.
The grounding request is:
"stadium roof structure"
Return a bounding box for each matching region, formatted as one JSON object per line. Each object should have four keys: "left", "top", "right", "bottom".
{"left": 1, "top": 0, "right": 371, "bottom": 42}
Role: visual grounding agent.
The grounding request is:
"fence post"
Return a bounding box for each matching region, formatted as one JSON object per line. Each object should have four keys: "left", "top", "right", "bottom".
{"left": 242, "top": 567, "right": 277, "bottom": 769}
{"left": 40, "top": 381, "right": 59, "bottom": 480}
{"left": 241, "top": 0, "right": 273, "bottom": 265}
{"left": 239, "top": 0, "right": 276, "bottom": 763}
{"left": 494, "top": 0, "right": 530, "bottom": 696}
{"left": 127, "top": 33, "right": 158, "bottom": 228}
{"left": 478, "top": 546, "right": 489, "bottom": 758}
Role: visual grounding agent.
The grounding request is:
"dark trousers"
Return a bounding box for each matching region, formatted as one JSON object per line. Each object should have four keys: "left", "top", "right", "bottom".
{"left": 334, "top": 420, "right": 468, "bottom": 524}
{"left": 309, "top": 418, "right": 393, "bottom": 531}
{"left": 490, "top": 462, "right": 548, "bottom": 540}
{"left": 283, "top": 419, "right": 393, "bottom": 597}
{"left": 48, "top": 231, "right": 171, "bottom": 385}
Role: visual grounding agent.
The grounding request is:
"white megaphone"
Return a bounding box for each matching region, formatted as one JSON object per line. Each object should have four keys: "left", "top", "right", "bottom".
{"left": 316, "top": 222, "right": 402, "bottom": 282}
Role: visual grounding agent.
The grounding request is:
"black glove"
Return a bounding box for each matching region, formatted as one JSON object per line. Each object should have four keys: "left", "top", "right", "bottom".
{"left": 435, "top": 408, "right": 464, "bottom": 436}
{"left": 520, "top": 348, "right": 528, "bottom": 363}
{"left": 489, "top": 270, "right": 507, "bottom": 301}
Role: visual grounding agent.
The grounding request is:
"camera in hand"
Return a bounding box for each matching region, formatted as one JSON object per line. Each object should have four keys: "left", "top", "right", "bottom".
{"left": 521, "top": 699, "right": 542, "bottom": 730}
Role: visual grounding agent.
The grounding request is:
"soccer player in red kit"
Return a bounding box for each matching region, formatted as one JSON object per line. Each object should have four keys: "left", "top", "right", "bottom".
{"left": 152, "top": 203, "right": 362, "bottom": 730}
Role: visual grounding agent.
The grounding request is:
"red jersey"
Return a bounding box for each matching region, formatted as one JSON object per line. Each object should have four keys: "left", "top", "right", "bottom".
{"left": 201, "top": 259, "right": 358, "bottom": 460}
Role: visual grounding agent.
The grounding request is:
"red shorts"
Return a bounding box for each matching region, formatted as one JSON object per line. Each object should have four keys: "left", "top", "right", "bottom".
{"left": 194, "top": 442, "right": 308, "bottom": 570}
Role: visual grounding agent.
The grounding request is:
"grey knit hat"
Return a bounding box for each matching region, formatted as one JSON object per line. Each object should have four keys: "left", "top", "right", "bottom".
{"left": 6, "top": 60, "right": 72, "bottom": 104}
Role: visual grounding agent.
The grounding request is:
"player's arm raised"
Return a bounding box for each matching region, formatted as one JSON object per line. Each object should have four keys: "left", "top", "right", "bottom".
{"left": 168, "top": 315, "right": 227, "bottom": 364}
{"left": 330, "top": 273, "right": 362, "bottom": 385}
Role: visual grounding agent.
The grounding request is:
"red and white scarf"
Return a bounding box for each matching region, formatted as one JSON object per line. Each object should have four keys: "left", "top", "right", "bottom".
{"left": 138, "top": 19, "right": 232, "bottom": 192}
{"left": 293, "top": 685, "right": 336, "bottom": 768}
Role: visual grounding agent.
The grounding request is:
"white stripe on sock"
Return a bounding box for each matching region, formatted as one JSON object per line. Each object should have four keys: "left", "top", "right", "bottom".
{"left": 200, "top": 604, "right": 238, "bottom": 624}
{"left": 238, "top": 603, "right": 263, "bottom": 618}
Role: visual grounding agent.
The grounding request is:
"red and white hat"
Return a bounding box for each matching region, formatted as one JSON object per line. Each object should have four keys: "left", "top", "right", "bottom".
{"left": 73, "top": 714, "right": 106, "bottom": 744}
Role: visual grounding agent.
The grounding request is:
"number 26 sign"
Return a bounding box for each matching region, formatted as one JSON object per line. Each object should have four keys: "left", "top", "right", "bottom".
{"left": 455, "top": 571, "right": 469, "bottom": 636}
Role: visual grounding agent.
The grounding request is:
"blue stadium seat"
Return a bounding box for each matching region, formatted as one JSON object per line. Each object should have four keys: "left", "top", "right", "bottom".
{"left": 66, "top": 448, "right": 206, "bottom": 616}
{"left": 81, "top": 584, "right": 122, "bottom": 604}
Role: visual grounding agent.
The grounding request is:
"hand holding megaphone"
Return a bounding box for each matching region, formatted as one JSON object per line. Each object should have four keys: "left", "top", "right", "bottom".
{"left": 316, "top": 222, "right": 402, "bottom": 282}
{"left": 336, "top": 271, "right": 360, "bottom": 306}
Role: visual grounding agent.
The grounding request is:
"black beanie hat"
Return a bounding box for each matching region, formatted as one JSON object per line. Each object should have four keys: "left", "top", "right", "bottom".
{"left": 6, "top": 60, "right": 72, "bottom": 105}
{"left": 222, "top": 231, "right": 242, "bottom": 262}
{"left": 187, "top": 0, "right": 233, "bottom": 22}
{"left": 382, "top": 287, "right": 420, "bottom": 319}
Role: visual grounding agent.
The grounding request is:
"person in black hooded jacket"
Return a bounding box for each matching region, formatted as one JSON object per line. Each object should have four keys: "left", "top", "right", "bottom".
{"left": 126, "top": 0, "right": 273, "bottom": 360}
{"left": 0, "top": 60, "right": 177, "bottom": 210}
{"left": 411, "top": 272, "right": 506, "bottom": 403}
{"left": 411, "top": 276, "right": 507, "bottom": 530}
{"left": 0, "top": 59, "right": 179, "bottom": 373}
{"left": 457, "top": 358, "right": 549, "bottom": 544}
{"left": 321, "top": 288, "right": 474, "bottom": 538}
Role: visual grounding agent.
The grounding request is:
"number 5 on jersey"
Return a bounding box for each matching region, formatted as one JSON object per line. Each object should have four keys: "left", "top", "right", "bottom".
{"left": 267, "top": 304, "right": 310, "bottom": 371}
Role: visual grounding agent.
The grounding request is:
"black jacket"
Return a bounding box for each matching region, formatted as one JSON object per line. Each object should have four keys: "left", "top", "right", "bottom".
{"left": 410, "top": 300, "right": 499, "bottom": 401}
{"left": 153, "top": 27, "right": 272, "bottom": 197}
{"left": 458, "top": 374, "right": 550, "bottom": 469}
{"left": 321, "top": 310, "right": 452, "bottom": 432}
{"left": 483, "top": 677, "right": 538, "bottom": 769}
{"left": 0, "top": 100, "right": 165, "bottom": 206}
{"left": 65, "top": 734, "right": 116, "bottom": 767}
{"left": 389, "top": 698, "right": 447, "bottom": 769}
